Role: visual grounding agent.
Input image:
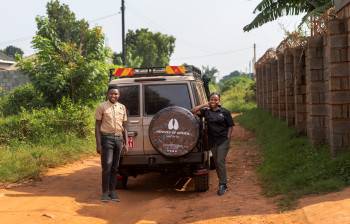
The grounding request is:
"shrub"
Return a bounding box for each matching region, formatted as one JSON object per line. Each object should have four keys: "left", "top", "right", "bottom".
{"left": 221, "top": 76, "right": 256, "bottom": 112}
{"left": 0, "top": 83, "right": 47, "bottom": 116}
{"left": 0, "top": 98, "right": 92, "bottom": 144}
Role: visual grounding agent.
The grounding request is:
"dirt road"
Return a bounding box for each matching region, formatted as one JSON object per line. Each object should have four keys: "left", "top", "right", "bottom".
{"left": 1, "top": 124, "right": 350, "bottom": 224}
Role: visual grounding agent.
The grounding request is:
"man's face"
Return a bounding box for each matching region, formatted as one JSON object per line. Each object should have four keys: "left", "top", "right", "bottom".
{"left": 108, "top": 89, "right": 120, "bottom": 103}
{"left": 209, "top": 94, "right": 220, "bottom": 109}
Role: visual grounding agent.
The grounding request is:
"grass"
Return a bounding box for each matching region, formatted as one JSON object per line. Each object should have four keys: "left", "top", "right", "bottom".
{"left": 237, "top": 108, "right": 350, "bottom": 210}
{"left": 0, "top": 99, "right": 97, "bottom": 184}
{"left": 0, "top": 133, "right": 95, "bottom": 183}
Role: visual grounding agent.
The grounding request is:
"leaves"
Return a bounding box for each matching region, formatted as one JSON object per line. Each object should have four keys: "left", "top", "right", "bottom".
{"left": 243, "top": 0, "right": 333, "bottom": 32}
{"left": 113, "top": 28, "right": 176, "bottom": 67}
{"left": 17, "top": 0, "right": 110, "bottom": 105}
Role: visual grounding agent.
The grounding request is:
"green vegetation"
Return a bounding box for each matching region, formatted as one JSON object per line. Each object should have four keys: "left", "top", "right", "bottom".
{"left": 0, "top": 83, "right": 47, "bottom": 116}
{"left": 1, "top": 45, "right": 24, "bottom": 58}
{"left": 0, "top": 0, "right": 99, "bottom": 184}
{"left": 113, "top": 28, "right": 176, "bottom": 67}
{"left": 17, "top": 0, "right": 110, "bottom": 105}
{"left": 0, "top": 98, "right": 95, "bottom": 183}
{"left": 220, "top": 74, "right": 256, "bottom": 112}
{"left": 244, "top": 0, "right": 333, "bottom": 32}
{"left": 237, "top": 109, "right": 350, "bottom": 210}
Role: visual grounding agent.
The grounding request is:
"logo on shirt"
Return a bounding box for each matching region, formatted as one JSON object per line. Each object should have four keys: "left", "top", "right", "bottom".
{"left": 168, "top": 118, "right": 179, "bottom": 131}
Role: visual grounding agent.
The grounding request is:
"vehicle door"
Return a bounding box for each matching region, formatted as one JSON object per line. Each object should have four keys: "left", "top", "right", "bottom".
{"left": 142, "top": 82, "right": 193, "bottom": 154}
{"left": 117, "top": 84, "right": 144, "bottom": 155}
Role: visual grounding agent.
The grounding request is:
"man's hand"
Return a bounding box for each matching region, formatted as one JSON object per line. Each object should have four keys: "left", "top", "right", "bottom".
{"left": 96, "top": 145, "right": 102, "bottom": 154}
{"left": 123, "top": 143, "right": 129, "bottom": 153}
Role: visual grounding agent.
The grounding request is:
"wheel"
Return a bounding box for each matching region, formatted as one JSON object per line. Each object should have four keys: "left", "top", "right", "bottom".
{"left": 116, "top": 175, "right": 128, "bottom": 189}
{"left": 194, "top": 174, "right": 209, "bottom": 192}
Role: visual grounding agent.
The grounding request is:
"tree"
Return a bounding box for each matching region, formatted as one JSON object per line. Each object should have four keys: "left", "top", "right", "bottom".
{"left": 243, "top": 0, "right": 333, "bottom": 32}
{"left": 114, "top": 28, "right": 176, "bottom": 67}
{"left": 219, "top": 71, "right": 251, "bottom": 92}
{"left": 18, "top": 0, "right": 110, "bottom": 105}
{"left": 201, "top": 65, "right": 219, "bottom": 84}
{"left": 3, "top": 45, "right": 24, "bottom": 58}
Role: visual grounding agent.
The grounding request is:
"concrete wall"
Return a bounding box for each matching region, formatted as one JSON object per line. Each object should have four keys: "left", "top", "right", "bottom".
{"left": 0, "top": 71, "right": 30, "bottom": 92}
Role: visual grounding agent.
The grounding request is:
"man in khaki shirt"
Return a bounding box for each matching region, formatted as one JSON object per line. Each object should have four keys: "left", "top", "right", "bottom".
{"left": 95, "top": 86, "right": 128, "bottom": 202}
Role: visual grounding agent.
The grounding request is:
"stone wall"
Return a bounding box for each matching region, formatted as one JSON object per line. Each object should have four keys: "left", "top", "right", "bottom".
{"left": 0, "top": 71, "right": 30, "bottom": 92}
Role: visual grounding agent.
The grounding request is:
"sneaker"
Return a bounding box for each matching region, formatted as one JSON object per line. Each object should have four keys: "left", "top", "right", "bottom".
{"left": 100, "top": 192, "right": 111, "bottom": 202}
{"left": 217, "top": 184, "right": 228, "bottom": 196}
{"left": 109, "top": 191, "right": 120, "bottom": 202}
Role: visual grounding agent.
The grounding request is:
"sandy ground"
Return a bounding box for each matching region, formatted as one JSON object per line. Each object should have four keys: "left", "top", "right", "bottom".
{"left": 1, "top": 123, "right": 350, "bottom": 224}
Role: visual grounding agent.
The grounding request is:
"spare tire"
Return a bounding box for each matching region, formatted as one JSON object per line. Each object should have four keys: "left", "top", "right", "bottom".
{"left": 149, "top": 106, "right": 199, "bottom": 157}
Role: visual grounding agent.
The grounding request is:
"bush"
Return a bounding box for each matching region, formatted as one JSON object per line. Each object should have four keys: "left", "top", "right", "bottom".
{"left": 0, "top": 98, "right": 92, "bottom": 144}
{"left": 221, "top": 76, "right": 256, "bottom": 112}
{"left": 237, "top": 108, "right": 350, "bottom": 209}
{"left": 0, "top": 83, "right": 47, "bottom": 116}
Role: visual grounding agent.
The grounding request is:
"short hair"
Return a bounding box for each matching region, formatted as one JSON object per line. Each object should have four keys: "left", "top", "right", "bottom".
{"left": 108, "top": 86, "right": 119, "bottom": 91}
{"left": 209, "top": 92, "right": 220, "bottom": 99}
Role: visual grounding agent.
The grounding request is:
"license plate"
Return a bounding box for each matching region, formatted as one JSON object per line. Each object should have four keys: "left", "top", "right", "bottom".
{"left": 127, "top": 137, "right": 135, "bottom": 149}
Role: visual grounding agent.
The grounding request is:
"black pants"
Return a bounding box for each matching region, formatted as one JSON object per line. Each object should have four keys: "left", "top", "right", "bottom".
{"left": 101, "top": 135, "right": 123, "bottom": 193}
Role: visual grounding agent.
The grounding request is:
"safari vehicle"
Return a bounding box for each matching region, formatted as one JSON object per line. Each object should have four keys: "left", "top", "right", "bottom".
{"left": 109, "top": 65, "right": 212, "bottom": 192}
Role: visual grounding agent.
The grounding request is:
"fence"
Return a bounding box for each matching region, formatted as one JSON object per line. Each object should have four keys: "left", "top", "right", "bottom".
{"left": 255, "top": 5, "right": 350, "bottom": 154}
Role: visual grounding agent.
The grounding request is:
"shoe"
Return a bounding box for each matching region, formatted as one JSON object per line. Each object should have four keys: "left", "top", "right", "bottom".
{"left": 109, "top": 191, "right": 120, "bottom": 202}
{"left": 217, "top": 184, "right": 227, "bottom": 196}
{"left": 100, "top": 192, "right": 111, "bottom": 202}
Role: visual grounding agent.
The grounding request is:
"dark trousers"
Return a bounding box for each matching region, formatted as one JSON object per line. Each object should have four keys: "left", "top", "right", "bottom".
{"left": 211, "top": 139, "right": 230, "bottom": 185}
{"left": 101, "top": 135, "right": 123, "bottom": 193}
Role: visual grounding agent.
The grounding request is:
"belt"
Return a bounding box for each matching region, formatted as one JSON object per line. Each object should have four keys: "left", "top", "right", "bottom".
{"left": 101, "top": 132, "right": 123, "bottom": 137}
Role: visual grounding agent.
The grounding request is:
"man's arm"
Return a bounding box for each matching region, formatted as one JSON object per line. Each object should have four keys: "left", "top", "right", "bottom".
{"left": 95, "top": 120, "right": 102, "bottom": 154}
{"left": 123, "top": 121, "right": 128, "bottom": 153}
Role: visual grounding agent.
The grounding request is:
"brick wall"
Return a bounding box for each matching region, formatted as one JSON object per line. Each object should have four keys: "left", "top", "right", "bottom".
{"left": 255, "top": 3, "right": 350, "bottom": 154}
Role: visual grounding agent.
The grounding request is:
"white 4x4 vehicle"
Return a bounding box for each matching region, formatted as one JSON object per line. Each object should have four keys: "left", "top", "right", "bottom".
{"left": 109, "top": 65, "right": 212, "bottom": 192}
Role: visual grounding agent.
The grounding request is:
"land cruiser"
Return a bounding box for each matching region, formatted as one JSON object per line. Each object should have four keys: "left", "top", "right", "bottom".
{"left": 109, "top": 65, "right": 212, "bottom": 192}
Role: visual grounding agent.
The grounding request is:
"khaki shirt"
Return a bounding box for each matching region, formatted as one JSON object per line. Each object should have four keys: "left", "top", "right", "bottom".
{"left": 95, "top": 101, "right": 127, "bottom": 135}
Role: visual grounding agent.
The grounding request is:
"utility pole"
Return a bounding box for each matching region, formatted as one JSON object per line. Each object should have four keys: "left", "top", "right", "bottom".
{"left": 121, "top": 0, "right": 126, "bottom": 66}
{"left": 253, "top": 43, "right": 256, "bottom": 78}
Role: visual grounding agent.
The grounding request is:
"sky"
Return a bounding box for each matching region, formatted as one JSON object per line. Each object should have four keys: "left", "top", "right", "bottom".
{"left": 0, "top": 0, "right": 303, "bottom": 79}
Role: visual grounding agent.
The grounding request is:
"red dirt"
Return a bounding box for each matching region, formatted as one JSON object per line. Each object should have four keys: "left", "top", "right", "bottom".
{"left": 1, "top": 123, "right": 350, "bottom": 224}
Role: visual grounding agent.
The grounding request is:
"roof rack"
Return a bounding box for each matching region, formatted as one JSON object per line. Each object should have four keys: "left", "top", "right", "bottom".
{"left": 109, "top": 65, "right": 202, "bottom": 81}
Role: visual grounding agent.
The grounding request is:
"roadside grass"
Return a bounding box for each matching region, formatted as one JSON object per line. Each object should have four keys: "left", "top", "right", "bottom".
{"left": 0, "top": 134, "right": 94, "bottom": 183}
{"left": 0, "top": 98, "right": 97, "bottom": 184}
{"left": 222, "top": 100, "right": 256, "bottom": 113}
{"left": 237, "top": 108, "right": 350, "bottom": 210}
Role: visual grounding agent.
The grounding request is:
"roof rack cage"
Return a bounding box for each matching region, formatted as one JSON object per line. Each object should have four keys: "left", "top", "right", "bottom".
{"left": 109, "top": 65, "right": 202, "bottom": 81}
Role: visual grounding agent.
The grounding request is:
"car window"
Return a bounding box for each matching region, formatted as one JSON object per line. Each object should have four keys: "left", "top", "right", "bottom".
{"left": 144, "top": 84, "right": 191, "bottom": 115}
{"left": 117, "top": 85, "right": 140, "bottom": 116}
{"left": 191, "top": 82, "right": 200, "bottom": 106}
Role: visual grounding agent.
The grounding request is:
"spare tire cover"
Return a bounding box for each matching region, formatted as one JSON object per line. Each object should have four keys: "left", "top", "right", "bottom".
{"left": 149, "top": 106, "right": 199, "bottom": 157}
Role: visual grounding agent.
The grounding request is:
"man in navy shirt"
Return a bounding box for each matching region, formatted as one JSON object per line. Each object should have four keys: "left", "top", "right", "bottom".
{"left": 192, "top": 92, "right": 234, "bottom": 195}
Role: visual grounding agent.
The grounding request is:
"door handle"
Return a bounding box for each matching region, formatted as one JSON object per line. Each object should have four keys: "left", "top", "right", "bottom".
{"left": 129, "top": 120, "right": 140, "bottom": 124}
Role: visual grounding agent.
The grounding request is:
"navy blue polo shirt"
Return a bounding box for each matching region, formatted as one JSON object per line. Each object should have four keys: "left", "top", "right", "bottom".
{"left": 200, "top": 106, "right": 234, "bottom": 146}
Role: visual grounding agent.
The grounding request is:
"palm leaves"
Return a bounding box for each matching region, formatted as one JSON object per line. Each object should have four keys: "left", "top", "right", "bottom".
{"left": 243, "top": 0, "right": 333, "bottom": 32}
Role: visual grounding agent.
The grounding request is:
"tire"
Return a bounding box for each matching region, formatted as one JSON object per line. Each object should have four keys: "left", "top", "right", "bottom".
{"left": 116, "top": 175, "right": 128, "bottom": 189}
{"left": 149, "top": 106, "right": 200, "bottom": 157}
{"left": 194, "top": 174, "right": 209, "bottom": 192}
